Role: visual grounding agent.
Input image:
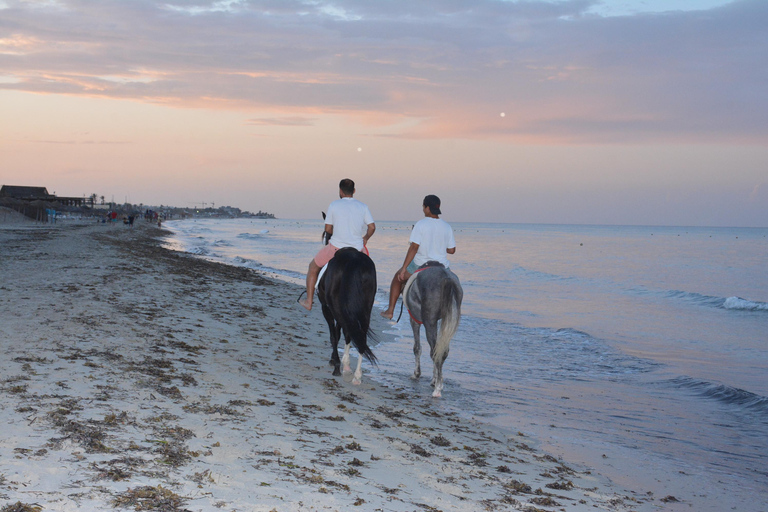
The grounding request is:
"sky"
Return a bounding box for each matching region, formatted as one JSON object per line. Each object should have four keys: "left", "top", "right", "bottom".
{"left": 1, "top": 0, "right": 766, "bottom": 226}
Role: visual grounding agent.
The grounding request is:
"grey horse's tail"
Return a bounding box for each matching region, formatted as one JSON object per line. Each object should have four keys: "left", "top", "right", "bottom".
{"left": 435, "top": 275, "right": 461, "bottom": 363}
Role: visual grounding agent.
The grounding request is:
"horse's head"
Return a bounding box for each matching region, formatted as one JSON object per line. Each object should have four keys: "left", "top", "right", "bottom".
{"left": 321, "top": 211, "right": 332, "bottom": 245}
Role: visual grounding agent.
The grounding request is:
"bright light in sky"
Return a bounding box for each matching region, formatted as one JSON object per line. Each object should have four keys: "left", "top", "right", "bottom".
{"left": 0, "top": 0, "right": 766, "bottom": 226}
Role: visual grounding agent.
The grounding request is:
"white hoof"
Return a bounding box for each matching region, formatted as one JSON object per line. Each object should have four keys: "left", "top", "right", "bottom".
{"left": 432, "top": 389, "right": 442, "bottom": 398}
{"left": 352, "top": 377, "right": 361, "bottom": 385}
{"left": 411, "top": 372, "right": 420, "bottom": 380}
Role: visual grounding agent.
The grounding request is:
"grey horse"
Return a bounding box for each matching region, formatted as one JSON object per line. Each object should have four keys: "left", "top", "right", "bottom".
{"left": 403, "top": 261, "right": 463, "bottom": 397}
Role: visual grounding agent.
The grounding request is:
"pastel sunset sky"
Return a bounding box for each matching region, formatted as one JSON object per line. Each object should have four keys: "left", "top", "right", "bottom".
{"left": 1, "top": 0, "right": 766, "bottom": 226}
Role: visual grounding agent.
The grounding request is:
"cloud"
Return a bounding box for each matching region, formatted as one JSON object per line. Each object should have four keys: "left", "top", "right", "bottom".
{"left": 11, "top": 138, "right": 131, "bottom": 145}
{"left": 0, "top": 0, "right": 765, "bottom": 143}
{"left": 245, "top": 116, "right": 317, "bottom": 126}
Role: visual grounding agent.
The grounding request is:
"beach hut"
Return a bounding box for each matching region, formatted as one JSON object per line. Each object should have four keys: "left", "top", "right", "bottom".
{"left": 0, "top": 185, "right": 53, "bottom": 200}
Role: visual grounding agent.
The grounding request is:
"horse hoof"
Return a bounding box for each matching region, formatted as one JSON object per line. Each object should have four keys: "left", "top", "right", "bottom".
{"left": 410, "top": 373, "right": 420, "bottom": 380}
{"left": 332, "top": 368, "right": 341, "bottom": 377}
{"left": 432, "top": 390, "right": 442, "bottom": 398}
{"left": 352, "top": 378, "right": 361, "bottom": 385}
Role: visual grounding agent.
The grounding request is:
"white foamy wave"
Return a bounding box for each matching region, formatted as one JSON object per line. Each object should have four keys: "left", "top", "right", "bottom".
{"left": 232, "top": 256, "right": 262, "bottom": 269}
{"left": 188, "top": 246, "right": 212, "bottom": 256}
{"left": 236, "top": 232, "right": 263, "bottom": 240}
{"left": 723, "top": 297, "right": 768, "bottom": 312}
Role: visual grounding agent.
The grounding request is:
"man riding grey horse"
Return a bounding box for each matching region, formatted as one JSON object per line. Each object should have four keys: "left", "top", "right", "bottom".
{"left": 380, "top": 194, "right": 456, "bottom": 320}
{"left": 380, "top": 194, "right": 461, "bottom": 397}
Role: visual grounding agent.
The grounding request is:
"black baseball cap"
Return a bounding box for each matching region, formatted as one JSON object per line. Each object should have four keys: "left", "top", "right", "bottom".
{"left": 423, "top": 195, "right": 441, "bottom": 215}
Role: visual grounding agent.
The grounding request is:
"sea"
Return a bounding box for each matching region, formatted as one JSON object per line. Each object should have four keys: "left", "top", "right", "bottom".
{"left": 163, "top": 218, "right": 768, "bottom": 511}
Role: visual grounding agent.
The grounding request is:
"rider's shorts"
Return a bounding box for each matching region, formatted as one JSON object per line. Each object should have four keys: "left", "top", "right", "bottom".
{"left": 314, "top": 243, "right": 339, "bottom": 267}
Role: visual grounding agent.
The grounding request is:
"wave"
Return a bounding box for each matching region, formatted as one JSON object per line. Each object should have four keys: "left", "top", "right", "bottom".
{"left": 236, "top": 232, "right": 265, "bottom": 240}
{"left": 511, "top": 265, "right": 575, "bottom": 282}
{"left": 633, "top": 287, "right": 768, "bottom": 313}
{"left": 187, "top": 246, "right": 214, "bottom": 256}
{"left": 232, "top": 256, "right": 262, "bottom": 269}
{"left": 668, "top": 376, "right": 768, "bottom": 413}
{"left": 663, "top": 289, "right": 726, "bottom": 308}
{"left": 723, "top": 296, "right": 768, "bottom": 312}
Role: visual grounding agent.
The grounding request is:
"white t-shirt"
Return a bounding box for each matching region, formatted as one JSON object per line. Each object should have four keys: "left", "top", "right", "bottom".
{"left": 325, "top": 197, "right": 374, "bottom": 251}
{"left": 410, "top": 217, "right": 456, "bottom": 267}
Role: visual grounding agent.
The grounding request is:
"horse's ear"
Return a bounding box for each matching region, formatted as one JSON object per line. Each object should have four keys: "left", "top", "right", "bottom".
{"left": 322, "top": 211, "right": 326, "bottom": 220}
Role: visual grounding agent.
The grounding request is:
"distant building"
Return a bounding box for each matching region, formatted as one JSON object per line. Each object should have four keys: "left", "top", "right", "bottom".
{"left": 0, "top": 185, "right": 52, "bottom": 200}
{"left": 0, "top": 185, "right": 92, "bottom": 207}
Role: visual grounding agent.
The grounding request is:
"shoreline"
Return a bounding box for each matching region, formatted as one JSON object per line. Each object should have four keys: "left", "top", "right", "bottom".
{"left": 1, "top": 220, "right": 670, "bottom": 511}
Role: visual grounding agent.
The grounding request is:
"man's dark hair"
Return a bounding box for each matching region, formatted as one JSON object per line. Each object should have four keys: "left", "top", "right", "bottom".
{"left": 339, "top": 179, "right": 355, "bottom": 195}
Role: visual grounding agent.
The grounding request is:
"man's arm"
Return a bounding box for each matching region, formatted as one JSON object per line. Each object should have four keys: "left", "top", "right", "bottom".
{"left": 397, "top": 242, "right": 419, "bottom": 281}
{"left": 447, "top": 247, "right": 456, "bottom": 254}
{"left": 363, "top": 223, "right": 375, "bottom": 245}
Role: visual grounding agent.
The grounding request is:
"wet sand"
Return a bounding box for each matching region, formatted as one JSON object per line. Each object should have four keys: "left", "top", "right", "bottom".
{"left": 0, "top": 215, "right": 667, "bottom": 511}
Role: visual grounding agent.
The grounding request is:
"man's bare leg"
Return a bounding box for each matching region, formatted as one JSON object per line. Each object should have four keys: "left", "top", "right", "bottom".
{"left": 300, "top": 260, "right": 321, "bottom": 311}
{"left": 380, "top": 272, "right": 406, "bottom": 319}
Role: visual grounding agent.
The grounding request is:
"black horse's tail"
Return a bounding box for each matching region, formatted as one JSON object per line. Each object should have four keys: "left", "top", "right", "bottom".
{"left": 330, "top": 249, "right": 378, "bottom": 365}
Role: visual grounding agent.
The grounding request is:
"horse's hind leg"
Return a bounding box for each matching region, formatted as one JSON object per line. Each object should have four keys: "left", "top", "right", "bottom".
{"left": 432, "top": 357, "right": 445, "bottom": 398}
{"left": 431, "top": 346, "right": 450, "bottom": 397}
{"left": 410, "top": 319, "right": 422, "bottom": 380}
{"left": 352, "top": 350, "right": 363, "bottom": 385}
{"left": 329, "top": 321, "right": 342, "bottom": 376}
{"left": 424, "top": 322, "right": 444, "bottom": 397}
{"left": 342, "top": 342, "right": 352, "bottom": 374}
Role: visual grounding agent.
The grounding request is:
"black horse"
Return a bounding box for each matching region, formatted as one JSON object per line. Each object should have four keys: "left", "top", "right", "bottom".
{"left": 316, "top": 246, "right": 378, "bottom": 384}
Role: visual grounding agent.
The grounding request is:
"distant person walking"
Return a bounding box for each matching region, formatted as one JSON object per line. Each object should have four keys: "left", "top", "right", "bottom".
{"left": 380, "top": 194, "right": 456, "bottom": 320}
{"left": 299, "top": 178, "right": 375, "bottom": 311}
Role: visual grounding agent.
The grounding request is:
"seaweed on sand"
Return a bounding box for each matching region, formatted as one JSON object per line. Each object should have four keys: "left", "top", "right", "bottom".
{"left": 430, "top": 435, "right": 451, "bottom": 447}
{"left": 112, "top": 485, "right": 189, "bottom": 511}
{"left": 91, "top": 456, "right": 148, "bottom": 482}
{"left": 503, "top": 479, "right": 533, "bottom": 494}
{"left": 545, "top": 480, "right": 574, "bottom": 490}
{"left": 153, "top": 440, "right": 199, "bottom": 467}
{"left": 48, "top": 410, "right": 112, "bottom": 453}
{"left": 0, "top": 503, "right": 42, "bottom": 512}
{"left": 410, "top": 444, "right": 432, "bottom": 457}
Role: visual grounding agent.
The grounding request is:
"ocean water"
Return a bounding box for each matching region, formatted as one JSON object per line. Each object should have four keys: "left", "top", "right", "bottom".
{"left": 163, "top": 218, "right": 768, "bottom": 510}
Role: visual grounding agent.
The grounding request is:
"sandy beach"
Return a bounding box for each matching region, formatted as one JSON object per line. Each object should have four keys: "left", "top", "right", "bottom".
{"left": 0, "top": 212, "right": 671, "bottom": 512}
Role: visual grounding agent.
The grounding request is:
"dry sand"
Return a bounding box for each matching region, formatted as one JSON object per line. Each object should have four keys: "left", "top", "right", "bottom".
{"left": 0, "top": 216, "right": 668, "bottom": 511}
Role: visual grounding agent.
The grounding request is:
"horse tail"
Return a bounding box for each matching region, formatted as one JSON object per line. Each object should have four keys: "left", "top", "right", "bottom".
{"left": 435, "top": 275, "right": 461, "bottom": 363}
{"left": 337, "top": 253, "right": 378, "bottom": 365}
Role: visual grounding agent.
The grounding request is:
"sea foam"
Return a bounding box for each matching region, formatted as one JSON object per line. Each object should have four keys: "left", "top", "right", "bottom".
{"left": 723, "top": 296, "right": 768, "bottom": 312}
